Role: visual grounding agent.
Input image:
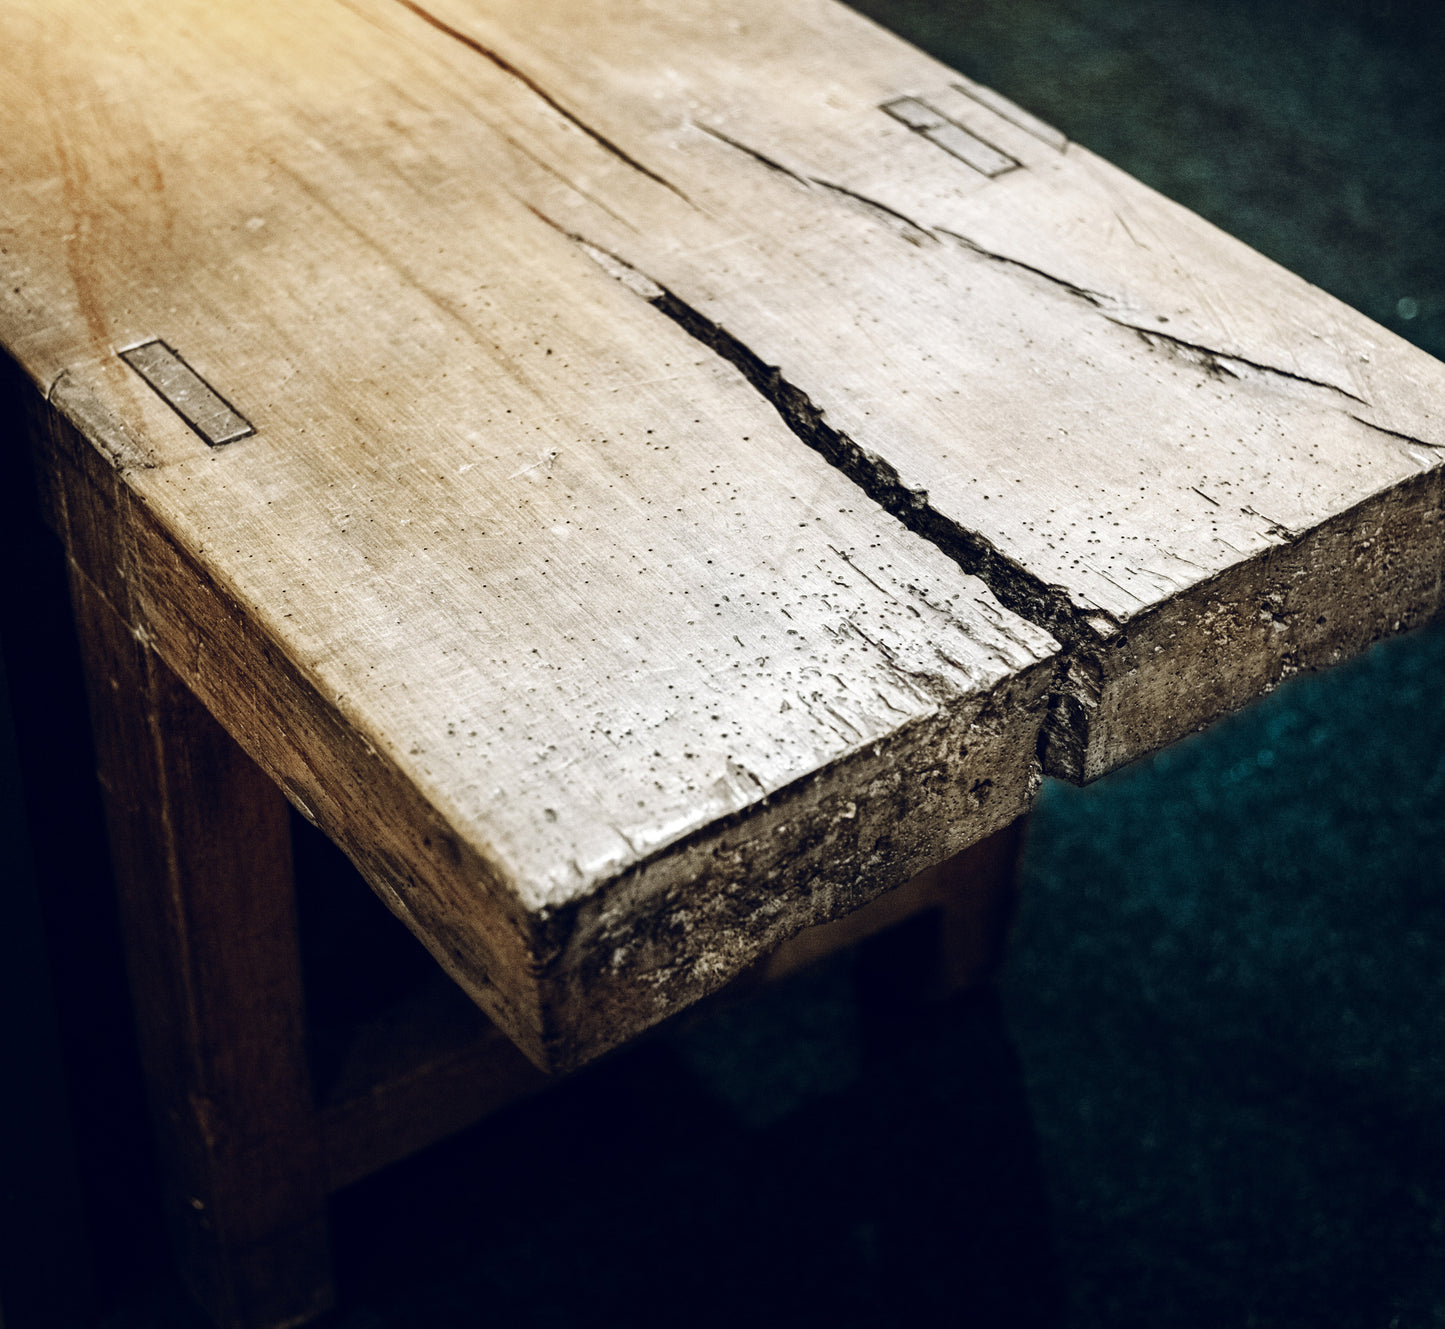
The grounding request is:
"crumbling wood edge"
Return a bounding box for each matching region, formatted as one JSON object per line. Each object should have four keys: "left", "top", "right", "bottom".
{"left": 315, "top": 817, "right": 1029, "bottom": 1195}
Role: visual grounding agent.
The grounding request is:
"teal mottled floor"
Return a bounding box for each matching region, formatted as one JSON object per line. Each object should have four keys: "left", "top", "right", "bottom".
{"left": 1011, "top": 623, "right": 1445, "bottom": 1327}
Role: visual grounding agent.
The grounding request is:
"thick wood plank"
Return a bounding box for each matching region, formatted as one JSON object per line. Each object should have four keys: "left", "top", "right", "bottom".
{"left": 0, "top": 0, "right": 1056, "bottom": 1069}
{"left": 433, "top": 0, "right": 1445, "bottom": 777}
{"left": 4, "top": 0, "right": 1441, "bottom": 1068}
{"left": 67, "top": 568, "right": 333, "bottom": 1329}
{"left": 296, "top": 0, "right": 1445, "bottom": 779}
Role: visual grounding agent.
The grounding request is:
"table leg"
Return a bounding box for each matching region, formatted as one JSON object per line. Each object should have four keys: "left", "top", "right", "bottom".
{"left": 68, "top": 568, "right": 333, "bottom": 1329}
{"left": 856, "top": 817, "right": 1027, "bottom": 1012}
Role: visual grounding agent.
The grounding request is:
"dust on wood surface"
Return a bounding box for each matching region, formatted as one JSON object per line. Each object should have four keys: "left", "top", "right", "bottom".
{"left": 2, "top": 0, "right": 1440, "bottom": 1066}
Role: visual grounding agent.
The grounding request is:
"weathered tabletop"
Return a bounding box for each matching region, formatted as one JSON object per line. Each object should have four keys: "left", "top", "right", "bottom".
{"left": 3, "top": 0, "right": 1442, "bottom": 1072}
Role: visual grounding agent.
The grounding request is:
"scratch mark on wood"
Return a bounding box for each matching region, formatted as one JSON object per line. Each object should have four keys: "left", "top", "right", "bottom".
{"left": 937, "top": 228, "right": 1105, "bottom": 303}
{"left": 507, "top": 447, "right": 559, "bottom": 478}
{"left": 1082, "top": 563, "right": 1148, "bottom": 605}
{"left": 695, "top": 123, "right": 810, "bottom": 186}
{"left": 807, "top": 178, "right": 937, "bottom": 242}
{"left": 494, "top": 129, "right": 641, "bottom": 233}
{"left": 696, "top": 123, "right": 935, "bottom": 240}
{"left": 827, "top": 545, "right": 898, "bottom": 601}
{"left": 1112, "top": 210, "right": 1148, "bottom": 249}
{"left": 935, "top": 228, "right": 1380, "bottom": 416}
{"left": 1348, "top": 413, "right": 1444, "bottom": 451}
{"left": 1107, "top": 317, "right": 1371, "bottom": 405}
{"left": 1241, "top": 505, "right": 1297, "bottom": 541}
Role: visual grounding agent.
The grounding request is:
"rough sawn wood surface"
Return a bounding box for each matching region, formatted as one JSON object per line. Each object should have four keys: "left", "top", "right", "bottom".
{"left": 2, "top": 0, "right": 1441, "bottom": 1068}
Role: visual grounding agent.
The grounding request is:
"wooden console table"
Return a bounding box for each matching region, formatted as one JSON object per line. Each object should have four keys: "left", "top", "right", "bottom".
{"left": 3, "top": 0, "right": 1442, "bottom": 1324}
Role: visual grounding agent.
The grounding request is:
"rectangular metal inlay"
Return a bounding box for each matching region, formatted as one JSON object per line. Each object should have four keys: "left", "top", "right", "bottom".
{"left": 881, "top": 97, "right": 1020, "bottom": 178}
{"left": 119, "top": 340, "right": 254, "bottom": 446}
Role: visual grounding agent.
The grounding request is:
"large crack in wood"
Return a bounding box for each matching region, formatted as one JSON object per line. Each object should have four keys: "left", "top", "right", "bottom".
{"left": 1102, "top": 317, "right": 1372, "bottom": 405}
{"left": 806, "top": 179, "right": 937, "bottom": 244}
{"left": 935, "top": 229, "right": 1107, "bottom": 304}
{"left": 391, "top": 0, "right": 692, "bottom": 204}
{"left": 697, "top": 124, "right": 938, "bottom": 242}
{"left": 1348, "top": 413, "right": 1444, "bottom": 451}
{"left": 697, "top": 125, "right": 1410, "bottom": 441}
{"left": 569, "top": 231, "right": 1084, "bottom": 637}
{"left": 536, "top": 214, "right": 1105, "bottom": 779}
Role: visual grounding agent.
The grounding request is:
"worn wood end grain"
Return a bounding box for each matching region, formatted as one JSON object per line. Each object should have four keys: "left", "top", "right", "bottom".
{"left": 3, "top": 0, "right": 1441, "bottom": 1068}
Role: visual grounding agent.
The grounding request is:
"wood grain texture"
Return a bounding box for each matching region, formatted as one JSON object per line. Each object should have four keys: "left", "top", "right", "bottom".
{"left": 1, "top": 0, "right": 1056, "bottom": 1069}
{"left": 3, "top": 0, "right": 1440, "bottom": 1066}
{"left": 347, "top": 0, "right": 1445, "bottom": 781}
